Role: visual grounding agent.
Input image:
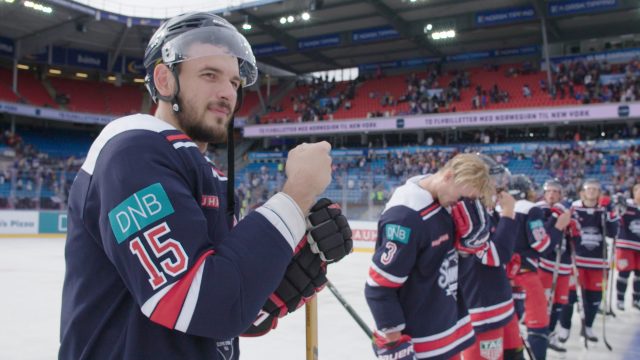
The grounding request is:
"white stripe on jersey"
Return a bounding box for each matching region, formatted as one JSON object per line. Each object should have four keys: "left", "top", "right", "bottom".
{"left": 368, "top": 262, "right": 409, "bottom": 286}
{"left": 413, "top": 315, "right": 474, "bottom": 358}
{"left": 82, "top": 114, "right": 175, "bottom": 175}
{"left": 141, "top": 282, "right": 176, "bottom": 317}
{"left": 175, "top": 260, "right": 206, "bottom": 332}
{"left": 173, "top": 141, "right": 198, "bottom": 150}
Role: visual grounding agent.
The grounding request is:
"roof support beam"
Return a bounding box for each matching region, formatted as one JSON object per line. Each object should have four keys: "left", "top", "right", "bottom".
{"left": 108, "top": 25, "right": 130, "bottom": 73}
{"left": 239, "top": 9, "right": 339, "bottom": 71}
{"left": 369, "top": 0, "right": 444, "bottom": 57}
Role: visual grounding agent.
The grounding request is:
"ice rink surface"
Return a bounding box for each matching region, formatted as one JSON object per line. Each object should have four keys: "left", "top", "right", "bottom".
{"left": 1, "top": 236, "right": 639, "bottom": 360}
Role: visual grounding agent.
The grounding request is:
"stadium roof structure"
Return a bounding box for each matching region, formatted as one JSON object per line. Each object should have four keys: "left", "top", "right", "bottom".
{"left": 0, "top": 0, "right": 639, "bottom": 77}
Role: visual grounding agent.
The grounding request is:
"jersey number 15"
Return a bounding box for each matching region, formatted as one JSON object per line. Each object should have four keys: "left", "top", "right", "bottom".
{"left": 129, "top": 222, "right": 189, "bottom": 290}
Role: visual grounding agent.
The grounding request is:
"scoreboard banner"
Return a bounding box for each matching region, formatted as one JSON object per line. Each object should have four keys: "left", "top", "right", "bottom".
{"left": 243, "top": 102, "right": 640, "bottom": 138}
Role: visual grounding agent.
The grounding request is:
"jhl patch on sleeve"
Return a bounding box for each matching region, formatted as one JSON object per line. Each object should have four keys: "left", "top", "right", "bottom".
{"left": 108, "top": 183, "right": 175, "bottom": 243}
{"left": 384, "top": 224, "right": 411, "bottom": 244}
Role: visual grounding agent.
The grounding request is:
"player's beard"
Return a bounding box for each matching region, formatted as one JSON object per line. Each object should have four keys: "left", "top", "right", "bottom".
{"left": 174, "top": 95, "right": 232, "bottom": 144}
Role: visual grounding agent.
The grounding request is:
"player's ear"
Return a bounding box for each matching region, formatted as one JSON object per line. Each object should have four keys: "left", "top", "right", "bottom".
{"left": 443, "top": 168, "right": 454, "bottom": 182}
{"left": 154, "top": 64, "right": 177, "bottom": 98}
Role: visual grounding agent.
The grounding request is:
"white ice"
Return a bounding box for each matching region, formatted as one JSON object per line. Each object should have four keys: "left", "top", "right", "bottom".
{"left": 1, "top": 237, "right": 639, "bottom": 359}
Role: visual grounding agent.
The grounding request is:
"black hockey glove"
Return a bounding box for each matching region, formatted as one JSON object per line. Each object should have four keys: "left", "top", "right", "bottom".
{"left": 242, "top": 237, "right": 327, "bottom": 337}
{"left": 307, "top": 198, "right": 353, "bottom": 262}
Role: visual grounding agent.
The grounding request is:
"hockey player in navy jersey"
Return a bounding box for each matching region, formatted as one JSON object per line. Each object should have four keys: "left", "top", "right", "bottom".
{"left": 558, "top": 179, "right": 619, "bottom": 343}
{"left": 508, "top": 175, "right": 570, "bottom": 360}
{"left": 365, "top": 154, "right": 494, "bottom": 360}
{"left": 457, "top": 156, "right": 526, "bottom": 360}
{"left": 59, "top": 12, "right": 352, "bottom": 360}
{"left": 535, "top": 179, "right": 579, "bottom": 353}
{"left": 615, "top": 183, "right": 640, "bottom": 310}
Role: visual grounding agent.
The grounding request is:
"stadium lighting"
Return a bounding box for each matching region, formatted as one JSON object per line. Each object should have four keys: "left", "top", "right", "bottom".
{"left": 279, "top": 17, "right": 286, "bottom": 24}
{"left": 5, "top": 0, "right": 16, "bottom": 3}
{"left": 75, "top": 72, "right": 88, "bottom": 78}
{"left": 107, "top": 75, "right": 117, "bottom": 81}
{"left": 425, "top": 23, "right": 433, "bottom": 31}
{"left": 48, "top": 68, "right": 61, "bottom": 75}
{"left": 24, "top": 1, "right": 53, "bottom": 14}
{"left": 16, "top": 64, "right": 29, "bottom": 70}
{"left": 133, "top": 78, "right": 145, "bottom": 83}
{"left": 287, "top": 15, "right": 294, "bottom": 23}
{"left": 242, "top": 15, "right": 252, "bottom": 31}
{"left": 431, "top": 29, "right": 455, "bottom": 40}
{"left": 301, "top": 12, "right": 310, "bottom": 21}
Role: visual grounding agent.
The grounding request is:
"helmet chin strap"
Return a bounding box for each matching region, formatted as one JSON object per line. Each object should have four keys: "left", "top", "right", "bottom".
{"left": 156, "top": 66, "right": 182, "bottom": 113}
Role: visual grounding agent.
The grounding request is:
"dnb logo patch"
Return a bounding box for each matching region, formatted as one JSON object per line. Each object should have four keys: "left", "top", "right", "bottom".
{"left": 108, "top": 183, "right": 175, "bottom": 243}
{"left": 384, "top": 223, "right": 411, "bottom": 244}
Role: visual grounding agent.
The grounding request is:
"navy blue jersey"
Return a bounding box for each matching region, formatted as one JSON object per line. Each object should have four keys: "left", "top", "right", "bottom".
{"left": 513, "top": 200, "right": 561, "bottom": 272}
{"left": 459, "top": 211, "right": 516, "bottom": 333}
{"left": 365, "top": 176, "right": 475, "bottom": 360}
{"left": 616, "top": 200, "right": 640, "bottom": 252}
{"left": 571, "top": 200, "right": 619, "bottom": 269}
{"left": 60, "top": 115, "right": 307, "bottom": 360}
{"left": 536, "top": 201, "right": 572, "bottom": 276}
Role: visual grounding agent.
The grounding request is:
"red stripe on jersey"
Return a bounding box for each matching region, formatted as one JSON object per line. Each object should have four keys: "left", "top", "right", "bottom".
{"left": 617, "top": 240, "right": 640, "bottom": 251}
{"left": 166, "top": 134, "right": 191, "bottom": 142}
{"left": 368, "top": 267, "right": 403, "bottom": 288}
{"left": 481, "top": 242, "right": 499, "bottom": 267}
{"left": 576, "top": 257, "right": 606, "bottom": 265}
{"left": 413, "top": 321, "right": 474, "bottom": 353}
{"left": 212, "top": 167, "right": 226, "bottom": 177}
{"left": 531, "top": 235, "right": 550, "bottom": 252}
{"left": 420, "top": 203, "right": 440, "bottom": 217}
{"left": 470, "top": 301, "right": 513, "bottom": 324}
{"left": 150, "top": 249, "right": 215, "bottom": 329}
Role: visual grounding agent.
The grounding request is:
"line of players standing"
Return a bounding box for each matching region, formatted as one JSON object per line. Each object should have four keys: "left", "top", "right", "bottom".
{"left": 364, "top": 153, "right": 640, "bottom": 360}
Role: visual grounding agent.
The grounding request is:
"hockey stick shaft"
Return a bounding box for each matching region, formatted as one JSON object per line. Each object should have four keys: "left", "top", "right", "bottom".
{"left": 326, "top": 280, "right": 374, "bottom": 338}
{"left": 570, "top": 242, "right": 589, "bottom": 349}
{"left": 547, "top": 242, "right": 563, "bottom": 316}
{"left": 600, "top": 212, "right": 613, "bottom": 351}
{"left": 306, "top": 296, "right": 319, "bottom": 360}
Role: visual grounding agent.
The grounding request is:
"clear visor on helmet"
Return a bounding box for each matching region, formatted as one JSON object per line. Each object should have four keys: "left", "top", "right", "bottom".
{"left": 161, "top": 26, "right": 258, "bottom": 87}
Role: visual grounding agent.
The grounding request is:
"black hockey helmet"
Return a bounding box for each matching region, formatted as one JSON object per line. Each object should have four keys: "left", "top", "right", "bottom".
{"left": 143, "top": 11, "right": 257, "bottom": 109}
{"left": 477, "top": 153, "right": 510, "bottom": 190}
{"left": 508, "top": 174, "right": 535, "bottom": 200}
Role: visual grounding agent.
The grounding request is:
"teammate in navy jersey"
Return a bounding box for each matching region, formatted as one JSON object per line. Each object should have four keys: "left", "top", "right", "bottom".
{"left": 457, "top": 156, "right": 525, "bottom": 360}
{"left": 535, "top": 179, "right": 578, "bottom": 353}
{"left": 508, "top": 175, "right": 570, "bottom": 360}
{"left": 558, "top": 179, "right": 619, "bottom": 343}
{"left": 616, "top": 183, "right": 640, "bottom": 310}
{"left": 365, "top": 154, "right": 494, "bottom": 360}
{"left": 59, "top": 12, "right": 351, "bottom": 360}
